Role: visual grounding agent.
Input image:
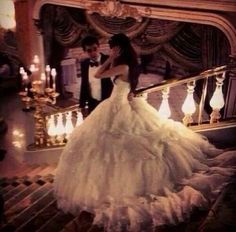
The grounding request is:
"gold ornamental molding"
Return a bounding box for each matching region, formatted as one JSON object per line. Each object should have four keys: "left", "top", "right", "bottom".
{"left": 123, "top": 0, "right": 236, "bottom": 13}
{"left": 33, "top": 0, "right": 236, "bottom": 55}
{"left": 84, "top": 0, "right": 151, "bottom": 22}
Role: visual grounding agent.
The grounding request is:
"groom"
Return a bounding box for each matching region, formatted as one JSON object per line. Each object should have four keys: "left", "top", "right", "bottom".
{"left": 79, "top": 35, "right": 113, "bottom": 117}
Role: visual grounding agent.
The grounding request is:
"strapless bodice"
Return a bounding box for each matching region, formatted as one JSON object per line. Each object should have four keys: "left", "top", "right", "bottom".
{"left": 109, "top": 79, "right": 130, "bottom": 102}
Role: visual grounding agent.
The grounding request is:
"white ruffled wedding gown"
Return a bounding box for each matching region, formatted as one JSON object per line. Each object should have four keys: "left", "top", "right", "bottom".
{"left": 54, "top": 78, "right": 236, "bottom": 231}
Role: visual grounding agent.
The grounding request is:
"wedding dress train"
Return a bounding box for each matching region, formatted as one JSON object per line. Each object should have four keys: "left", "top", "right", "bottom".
{"left": 54, "top": 78, "right": 236, "bottom": 231}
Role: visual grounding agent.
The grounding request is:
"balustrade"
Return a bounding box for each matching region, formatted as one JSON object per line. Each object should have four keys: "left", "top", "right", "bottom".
{"left": 24, "top": 64, "right": 235, "bottom": 149}
{"left": 45, "top": 105, "right": 83, "bottom": 147}
{"left": 135, "top": 64, "right": 232, "bottom": 127}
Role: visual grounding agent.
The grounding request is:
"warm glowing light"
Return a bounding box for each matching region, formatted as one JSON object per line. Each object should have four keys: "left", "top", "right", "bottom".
{"left": 29, "top": 64, "right": 36, "bottom": 73}
{"left": 209, "top": 73, "right": 225, "bottom": 124}
{"left": 65, "top": 111, "right": 74, "bottom": 137}
{"left": 47, "top": 115, "right": 57, "bottom": 137}
{"left": 55, "top": 113, "right": 65, "bottom": 136}
{"left": 12, "top": 129, "right": 24, "bottom": 137}
{"left": 41, "top": 73, "right": 46, "bottom": 81}
{"left": 19, "top": 67, "right": 25, "bottom": 75}
{"left": 12, "top": 141, "right": 22, "bottom": 148}
{"left": 76, "top": 111, "right": 83, "bottom": 127}
{"left": 0, "top": 0, "right": 16, "bottom": 29}
{"left": 158, "top": 88, "right": 171, "bottom": 119}
{"left": 182, "top": 83, "right": 196, "bottom": 115}
{"left": 45, "top": 65, "right": 51, "bottom": 88}
{"left": 33, "top": 55, "right": 39, "bottom": 64}
{"left": 45, "top": 65, "right": 51, "bottom": 72}
{"left": 209, "top": 85, "right": 225, "bottom": 110}
{"left": 51, "top": 68, "right": 57, "bottom": 77}
{"left": 51, "top": 68, "right": 57, "bottom": 90}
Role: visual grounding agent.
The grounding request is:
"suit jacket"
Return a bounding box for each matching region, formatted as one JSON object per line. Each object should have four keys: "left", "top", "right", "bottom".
{"left": 79, "top": 53, "right": 113, "bottom": 111}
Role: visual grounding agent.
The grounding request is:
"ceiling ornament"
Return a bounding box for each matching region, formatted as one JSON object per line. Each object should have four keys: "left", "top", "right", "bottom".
{"left": 85, "top": 0, "right": 151, "bottom": 22}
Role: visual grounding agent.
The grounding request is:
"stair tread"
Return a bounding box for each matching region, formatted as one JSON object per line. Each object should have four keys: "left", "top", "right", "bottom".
{"left": 11, "top": 189, "right": 55, "bottom": 228}
{"left": 5, "top": 182, "right": 42, "bottom": 211}
{"left": 62, "top": 211, "right": 95, "bottom": 232}
{"left": 36, "top": 211, "right": 75, "bottom": 232}
{"left": 5, "top": 182, "right": 52, "bottom": 219}
{"left": 16, "top": 200, "right": 58, "bottom": 232}
{"left": 4, "top": 184, "right": 26, "bottom": 201}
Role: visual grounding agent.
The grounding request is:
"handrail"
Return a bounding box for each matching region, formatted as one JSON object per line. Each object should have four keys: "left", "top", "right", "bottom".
{"left": 134, "top": 65, "right": 227, "bottom": 95}
{"left": 44, "top": 104, "right": 80, "bottom": 117}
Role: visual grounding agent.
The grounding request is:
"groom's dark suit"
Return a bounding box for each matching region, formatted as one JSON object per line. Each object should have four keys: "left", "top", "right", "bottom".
{"left": 79, "top": 53, "right": 113, "bottom": 114}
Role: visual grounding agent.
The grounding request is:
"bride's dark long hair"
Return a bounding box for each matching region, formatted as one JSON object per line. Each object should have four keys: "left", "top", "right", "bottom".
{"left": 108, "top": 33, "right": 140, "bottom": 92}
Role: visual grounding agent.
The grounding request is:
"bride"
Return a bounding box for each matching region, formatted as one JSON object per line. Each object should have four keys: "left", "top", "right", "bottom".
{"left": 54, "top": 33, "right": 236, "bottom": 231}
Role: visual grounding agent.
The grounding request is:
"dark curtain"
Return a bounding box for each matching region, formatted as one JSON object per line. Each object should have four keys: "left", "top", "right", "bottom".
{"left": 41, "top": 5, "right": 68, "bottom": 98}
{"left": 39, "top": 5, "right": 230, "bottom": 103}
{"left": 197, "top": 25, "right": 230, "bottom": 115}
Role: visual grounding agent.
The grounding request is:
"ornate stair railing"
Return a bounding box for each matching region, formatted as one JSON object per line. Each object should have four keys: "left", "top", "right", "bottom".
{"left": 135, "top": 64, "right": 235, "bottom": 127}
{"left": 42, "top": 104, "right": 83, "bottom": 148}
{"left": 38, "top": 64, "right": 236, "bottom": 149}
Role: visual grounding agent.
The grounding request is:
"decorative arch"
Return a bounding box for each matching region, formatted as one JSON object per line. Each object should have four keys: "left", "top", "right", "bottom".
{"left": 33, "top": 0, "right": 236, "bottom": 55}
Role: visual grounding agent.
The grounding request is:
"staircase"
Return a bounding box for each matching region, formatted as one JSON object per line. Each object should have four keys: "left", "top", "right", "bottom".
{"left": 0, "top": 165, "right": 100, "bottom": 232}
{"left": 1, "top": 146, "right": 236, "bottom": 232}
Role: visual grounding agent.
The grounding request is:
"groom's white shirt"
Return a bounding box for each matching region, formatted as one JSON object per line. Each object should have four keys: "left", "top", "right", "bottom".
{"left": 88, "top": 55, "right": 102, "bottom": 101}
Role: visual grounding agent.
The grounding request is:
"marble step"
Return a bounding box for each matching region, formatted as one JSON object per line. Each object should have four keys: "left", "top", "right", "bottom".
{"left": 36, "top": 211, "right": 75, "bottom": 232}
{"left": 37, "top": 166, "right": 56, "bottom": 176}
{"left": 61, "top": 211, "right": 95, "bottom": 232}
{"left": 1, "top": 176, "right": 35, "bottom": 188}
{"left": 198, "top": 183, "right": 236, "bottom": 232}
{"left": 9, "top": 189, "right": 54, "bottom": 229}
{"left": 16, "top": 200, "right": 58, "bottom": 232}
{"left": 5, "top": 182, "right": 52, "bottom": 221}
{"left": 13, "top": 165, "right": 40, "bottom": 178}
{"left": 26, "top": 166, "right": 48, "bottom": 177}
{"left": 1, "top": 182, "right": 21, "bottom": 195}
{"left": 0, "top": 165, "right": 39, "bottom": 179}
{"left": 1, "top": 165, "right": 54, "bottom": 180}
{"left": 1, "top": 178, "right": 22, "bottom": 187}
{"left": 5, "top": 182, "right": 43, "bottom": 212}
{"left": 2, "top": 177, "right": 47, "bottom": 201}
{"left": 3, "top": 183, "right": 29, "bottom": 201}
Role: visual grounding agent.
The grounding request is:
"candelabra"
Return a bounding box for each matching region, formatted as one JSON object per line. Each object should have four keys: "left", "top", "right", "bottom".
{"left": 19, "top": 55, "right": 60, "bottom": 149}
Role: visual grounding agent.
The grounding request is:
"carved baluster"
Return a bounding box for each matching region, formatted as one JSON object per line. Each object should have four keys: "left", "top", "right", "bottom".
{"left": 158, "top": 87, "right": 171, "bottom": 119}
{"left": 55, "top": 113, "right": 66, "bottom": 145}
{"left": 64, "top": 111, "right": 74, "bottom": 140}
{"left": 209, "top": 72, "right": 226, "bottom": 123}
{"left": 47, "top": 114, "right": 57, "bottom": 145}
{"left": 182, "top": 81, "right": 196, "bottom": 126}
{"left": 76, "top": 110, "right": 84, "bottom": 127}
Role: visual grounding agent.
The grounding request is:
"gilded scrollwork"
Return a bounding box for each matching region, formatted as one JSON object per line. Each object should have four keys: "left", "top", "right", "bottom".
{"left": 85, "top": 0, "right": 151, "bottom": 22}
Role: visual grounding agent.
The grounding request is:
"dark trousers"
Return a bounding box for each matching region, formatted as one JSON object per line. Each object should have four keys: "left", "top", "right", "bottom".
{"left": 89, "top": 98, "right": 101, "bottom": 113}
{"left": 81, "top": 98, "right": 101, "bottom": 118}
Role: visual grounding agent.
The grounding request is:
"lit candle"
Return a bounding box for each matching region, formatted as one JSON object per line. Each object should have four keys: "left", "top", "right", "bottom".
{"left": 29, "top": 64, "right": 36, "bottom": 73}
{"left": 45, "top": 65, "right": 51, "bottom": 88}
{"left": 22, "top": 72, "right": 28, "bottom": 92}
{"left": 19, "top": 67, "right": 25, "bottom": 75}
{"left": 41, "top": 73, "right": 46, "bottom": 93}
{"left": 51, "top": 68, "right": 57, "bottom": 91}
{"left": 33, "top": 55, "right": 39, "bottom": 71}
{"left": 33, "top": 55, "right": 39, "bottom": 64}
